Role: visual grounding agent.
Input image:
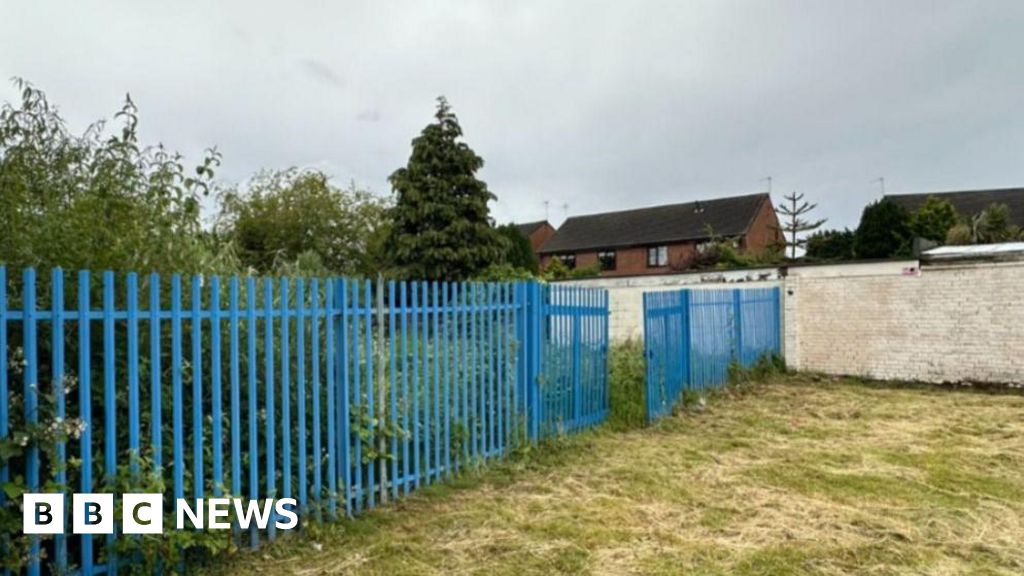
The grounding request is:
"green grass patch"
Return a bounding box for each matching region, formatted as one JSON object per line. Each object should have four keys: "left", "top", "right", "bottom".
{"left": 205, "top": 374, "right": 1024, "bottom": 576}
{"left": 607, "top": 339, "right": 646, "bottom": 431}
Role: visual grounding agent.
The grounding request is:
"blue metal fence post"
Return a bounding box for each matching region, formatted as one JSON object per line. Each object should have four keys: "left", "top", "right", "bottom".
{"left": 190, "top": 275, "right": 203, "bottom": 501}
{"left": 229, "top": 278, "right": 241, "bottom": 504}
{"left": 400, "top": 281, "right": 411, "bottom": 492}
{"left": 523, "top": 282, "right": 542, "bottom": 441}
{"left": 296, "top": 278, "right": 307, "bottom": 511}
{"left": 102, "top": 271, "right": 119, "bottom": 576}
{"left": 76, "top": 271, "right": 94, "bottom": 573}
{"left": 51, "top": 269, "right": 67, "bottom": 571}
{"left": 732, "top": 289, "right": 744, "bottom": 365}
{"left": 513, "top": 283, "right": 526, "bottom": 443}
{"left": 326, "top": 279, "right": 339, "bottom": 517}
{"left": 171, "top": 275, "right": 184, "bottom": 500}
{"left": 388, "top": 281, "right": 399, "bottom": 496}
{"left": 773, "top": 286, "right": 782, "bottom": 355}
{"left": 336, "top": 278, "right": 350, "bottom": 517}
{"left": 211, "top": 276, "right": 223, "bottom": 497}
{"left": 571, "top": 290, "right": 582, "bottom": 429}
{"left": 280, "top": 278, "right": 291, "bottom": 505}
{"left": 245, "top": 277, "right": 259, "bottom": 548}
{"left": 126, "top": 273, "right": 140, "bottom": 480}
{"left": 263, "top": 278, "right": 276, "bottom": 540}
{"left": 310, "top": 278, "right": 322, "bottom": 516}
{"left": 681, "top": 290, "right": 692, "bottom": 397}
{"left": 642, "top": 292, "right": 652, "bottom": 422}
{"left": 23, "top": 269, "right": 40, "bottom": 576}
{"left": 149, "top": 273, "right": 162, "bottom": 474}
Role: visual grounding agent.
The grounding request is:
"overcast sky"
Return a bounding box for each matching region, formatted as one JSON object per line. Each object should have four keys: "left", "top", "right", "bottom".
{"left": 2, "top": 0, "right": 1023, "bottom": 230}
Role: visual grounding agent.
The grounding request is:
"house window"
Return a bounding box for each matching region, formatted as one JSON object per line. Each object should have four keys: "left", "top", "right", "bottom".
{"left": 647, "top": 246, "right": 668, "bottom": 267}
{"left": 556, "top": 254, "right": 576, "bottom": 269}
{"left": 598, "top": 250, "right": 616, "bottom": 271}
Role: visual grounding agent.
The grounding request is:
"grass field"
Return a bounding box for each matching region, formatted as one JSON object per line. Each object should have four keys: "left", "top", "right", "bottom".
{"left": 208, "top": 375, "right": 1024, "bottom": 575}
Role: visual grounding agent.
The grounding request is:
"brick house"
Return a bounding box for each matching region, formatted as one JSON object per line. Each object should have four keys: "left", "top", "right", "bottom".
{"left": 514, "top": 220, "right": 557, "bottom": 251}
{"left": 537, "top": 193, "right": 781, "bottom": 277}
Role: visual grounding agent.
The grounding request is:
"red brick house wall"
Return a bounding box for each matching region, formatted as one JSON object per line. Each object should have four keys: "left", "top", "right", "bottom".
{"left": 540, "top": 196, "right": 781, "bottom": 277}
{"left": 527, "top": 222, "right": 556, "bottom": 252}
{"left": 740, "top": 197, "right": 783, "bottom": 251}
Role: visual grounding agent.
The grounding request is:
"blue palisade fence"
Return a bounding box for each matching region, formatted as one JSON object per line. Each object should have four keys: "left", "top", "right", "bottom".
{"left": 0, "top": 267, "right": 609, "bottom": 575}
{"left": 643, "top": 286, "right": 781, "bottom": 423}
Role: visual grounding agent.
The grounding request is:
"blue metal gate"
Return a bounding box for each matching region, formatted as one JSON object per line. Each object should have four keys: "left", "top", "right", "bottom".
{"left": 643, "top": 286, "right": 781, "bottom": 423}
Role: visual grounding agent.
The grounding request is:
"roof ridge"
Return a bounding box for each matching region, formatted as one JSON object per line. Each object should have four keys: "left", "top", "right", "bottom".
{"left": 538, "top": 192, "right": 770, "bottom": 254}
{"left": 884, "top": 186, "right": 1024, "bottom": 198}
{"left": 561, "top": 192, "right": 769, "bottom": 222}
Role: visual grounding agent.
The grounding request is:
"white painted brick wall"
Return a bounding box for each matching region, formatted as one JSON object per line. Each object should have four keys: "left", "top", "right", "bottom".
{"left": 784, "top": 261, "right": 1024, "bottom": 385}
{"left": 560, "top": 260, "right": 1023, "bottom": 385}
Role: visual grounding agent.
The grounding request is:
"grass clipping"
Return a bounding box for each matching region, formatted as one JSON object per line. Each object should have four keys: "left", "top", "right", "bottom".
{"left": 209, "top": 375, "right": 1024, "bottom": 576}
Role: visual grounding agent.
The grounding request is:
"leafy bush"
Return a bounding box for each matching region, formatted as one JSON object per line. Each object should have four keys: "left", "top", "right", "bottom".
{"left": 541, "top": 258, "right": 600, "bottom": 281}
{"left": 0, "top": 79, "right": 228, "bottom": 274}
{"left": 806, "top": 228, "right": 855, "bottom": 260}
{"left": 685, "top": 225, "right": 783, "bottom": 270}
{"left": 854, "top": 199, "right": 912, "bottom": 259}
{"left": 692, "top": 240, "right": 782, "bottom": 270}
{"left": 607, "top": 340, "right": 646, "bottom": 431}
{"left": 473, "top": 263, "right": 538, "bottom": 282}
{"left": 910, "top": 196, "right": 959, "bottom": 243}
{"left": 946, "top": 223, "right": 973, "bottom": 245}
{"left": 217, "top": 168, "right": 390, "bottom": 276}
{"left": 496, "top": 224, "right": 539, "bottom": 274}
{"left": 943, "top": 203, "right": 1023, "bottom": 245}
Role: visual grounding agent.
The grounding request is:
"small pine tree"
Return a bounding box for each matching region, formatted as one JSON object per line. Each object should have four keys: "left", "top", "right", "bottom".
{"left": 775, "top": 192, "right": 826, "bottom": 260}
{"left": 386, "top": 97, "right": 504, "bottom": 280}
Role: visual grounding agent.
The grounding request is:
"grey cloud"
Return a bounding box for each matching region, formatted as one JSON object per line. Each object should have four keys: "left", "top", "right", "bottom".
{"left": 0, "top": 0, "right": 1022, "bottom": 230}
{"left": 300, "top": 59, "right": 344, "bottom": 88}
{"left": 357, "top": 109, "right": 381, "bottom": 122}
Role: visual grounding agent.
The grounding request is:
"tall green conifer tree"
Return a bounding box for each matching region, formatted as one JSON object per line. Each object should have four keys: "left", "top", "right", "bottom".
{"left": 387, "top": 97, "right": 503, "bottom": 280}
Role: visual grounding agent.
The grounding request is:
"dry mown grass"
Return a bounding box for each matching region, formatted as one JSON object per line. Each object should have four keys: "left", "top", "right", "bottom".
{"left": 207, "top": 375, "right": 1024, "bottom": 575}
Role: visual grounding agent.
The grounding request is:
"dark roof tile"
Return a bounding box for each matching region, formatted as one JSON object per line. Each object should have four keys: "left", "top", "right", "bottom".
{"left": 514, "top": 220, "right": 549, "bottom": 237}
{"left": 884, "top": 187, "right": 1024, "bottom": 226}
{"left": 539, "top": 193, "right": 769, "bottom": 254}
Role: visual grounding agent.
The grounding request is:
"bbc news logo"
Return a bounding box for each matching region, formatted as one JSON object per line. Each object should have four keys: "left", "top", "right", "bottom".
{"left": 23, "top": 494, "right": 298, "bottom": 534}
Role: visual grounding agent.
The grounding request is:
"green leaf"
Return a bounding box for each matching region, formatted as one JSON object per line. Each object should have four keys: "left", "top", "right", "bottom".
{"left": 2, "top": 482, "right": 25, "bottom": 499}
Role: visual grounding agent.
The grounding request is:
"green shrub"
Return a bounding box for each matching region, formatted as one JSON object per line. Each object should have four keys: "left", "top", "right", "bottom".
{"left": 608, "top": 340, "right": 646, "bottom": 431}
{"left": 0, "top": 79, "right": 228, "bottom": 274}
{"left": 216, "top": 168, "right": 391, "bottom": 276}
{"left": 728, "top": 352, "right": 787, "bottom": 385}
{"left": 472, "top": 263, "right": 538, "bottom": 282}
{"left": 496, "top": 224, "right": 540, "bottom": 274}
